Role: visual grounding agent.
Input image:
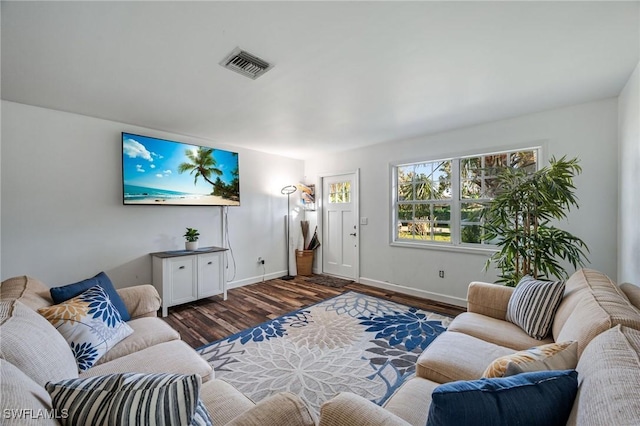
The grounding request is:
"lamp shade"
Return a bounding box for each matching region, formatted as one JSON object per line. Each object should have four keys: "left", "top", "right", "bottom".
{"left": 281, "top": 185, "right": 297, "bottom": 195}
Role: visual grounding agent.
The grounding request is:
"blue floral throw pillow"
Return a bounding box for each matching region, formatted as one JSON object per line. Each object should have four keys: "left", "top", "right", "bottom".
{"left": 50, "top": 271, "right": 131, "bottom": 321}
{"left": 38, "top": 285, "right": 133, "bottom": 372}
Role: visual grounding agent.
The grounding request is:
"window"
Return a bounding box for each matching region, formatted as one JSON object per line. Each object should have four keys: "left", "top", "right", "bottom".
{"left": 328, "top": 181, "right": 351, "bottom": 203}
{"left": 392, "top": 148, "right": 539, "bottom": 248}
{"left": 396, "top": 160, "right": 452, "bottom": 242}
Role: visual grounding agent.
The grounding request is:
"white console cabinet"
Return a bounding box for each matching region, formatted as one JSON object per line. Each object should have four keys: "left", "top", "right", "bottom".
{"left": 151, "top": 247, "right": 227, "bottom": 317}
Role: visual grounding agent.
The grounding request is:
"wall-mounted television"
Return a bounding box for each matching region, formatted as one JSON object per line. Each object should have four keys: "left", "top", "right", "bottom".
{"left": 122, "top": 132, "right": 240, "bottom": 206}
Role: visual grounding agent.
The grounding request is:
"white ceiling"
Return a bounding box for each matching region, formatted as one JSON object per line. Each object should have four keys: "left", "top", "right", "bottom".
{"left": 2, "top": 1, "right": 639, "bottom": 159}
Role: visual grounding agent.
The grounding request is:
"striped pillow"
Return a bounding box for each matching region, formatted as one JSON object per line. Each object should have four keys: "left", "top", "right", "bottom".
{"left": 506, "top": 276, "right": 565, "bottom": 340}
{"left": 45, "top": 373, "right": 212, "bottom": 426}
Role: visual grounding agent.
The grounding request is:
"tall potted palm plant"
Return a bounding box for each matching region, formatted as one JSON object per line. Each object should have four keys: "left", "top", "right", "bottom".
{"left": 483, "top": 156, "right": 589, "bottom": 287}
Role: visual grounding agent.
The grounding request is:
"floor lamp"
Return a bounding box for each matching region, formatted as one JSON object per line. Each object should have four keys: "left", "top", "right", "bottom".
{"left": 281, "top": 185, "right": 297, "bottom": 280}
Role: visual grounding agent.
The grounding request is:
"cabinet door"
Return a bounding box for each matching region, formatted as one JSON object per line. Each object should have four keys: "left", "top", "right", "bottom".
{"left": 168, "top": 256, "right": 198, "bottom": 305}
{"left": 198, "top": 252, "right": 223, "bottom": 298}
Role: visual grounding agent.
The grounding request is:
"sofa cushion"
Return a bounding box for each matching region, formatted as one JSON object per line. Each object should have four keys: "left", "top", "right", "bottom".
{"left": 0, "top": 300, "right": 78, "bottom": 386}
{"left": 567, "top": 325, "right": 640, "bottom": 426}
{"left": 482, "top": 341, "right": 578, "bottom": 378}
{"left": 46, "top": 373, "right": 212, "bottom": 426}
{"left": 427, "top": 370, "right": 578, "bottom": 426}
{"left": 383, "top": 376, "right": 438, "bottom": 426}
{"left": 80, "top": 340, "right": 214, "bottom": 383}
{"left": 319, "top": 392, "right": 410, "bottom": 426}
{"left": 552, "top": 268, "right": 594, "bottom": 338}
{"left": 416, "top": 332, "right": 513, "bottom": 383}
{"left": 38, "top": 285, "right": 134, "bottom": 372}
{"left": 447, "top": 312, "right": 553, "bottom": 350}
{"left": 226, "top": 392, "right": 316, "bottom": 426}
{"left": 0, "top": 359, "right": 57, "bottom": 426}
{"left": 556, "top": 289, "right": 640, "bottom": 356}
{"left": 506, "top": 276, "right": 564, "bottom": 340}
{"left": 1, "top": 275, "right": 53, "bottom": 310}
{"left": 50, "top": 271, "right": 130, "bottom": 321}
{"left": 552, "top": 269, "right": 639, "bottom": 340}
{"left": 95, "top": 316, "right": 181, "bottom": 365}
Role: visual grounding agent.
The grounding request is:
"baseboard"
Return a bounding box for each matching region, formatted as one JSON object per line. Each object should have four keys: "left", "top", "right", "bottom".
{"left": 227, "top": 270, "right": 288, "bottom": 289}
{"left": 358, "top": 277, "right": 467, "bottom": 308}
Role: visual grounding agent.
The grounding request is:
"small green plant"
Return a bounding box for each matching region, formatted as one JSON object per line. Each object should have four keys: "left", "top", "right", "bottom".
{"left": 483, "top": 156, "right": 590, "bottom": 287}
{"left": 183, "top": 228, "right": 200, "bottom": 242}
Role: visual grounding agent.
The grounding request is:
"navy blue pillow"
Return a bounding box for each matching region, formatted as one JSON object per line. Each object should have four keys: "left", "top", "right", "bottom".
{"left": 427, "top": 370, "right": 578, "bottom": 426}
{"left": 50, "top": 272, "right": 130, "bottom": 322}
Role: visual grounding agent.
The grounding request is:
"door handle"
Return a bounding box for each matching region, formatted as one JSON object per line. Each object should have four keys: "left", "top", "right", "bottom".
{"left": 350, "top": 232, "right": 357, "bottom": 236}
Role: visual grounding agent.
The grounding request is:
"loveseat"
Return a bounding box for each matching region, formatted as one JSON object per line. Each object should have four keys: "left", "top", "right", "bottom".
{"left": 0, "top": 275, "right": 315, "bottom": 426}
{"left": 319, "top": 269, "right": 640, "bottom": 425}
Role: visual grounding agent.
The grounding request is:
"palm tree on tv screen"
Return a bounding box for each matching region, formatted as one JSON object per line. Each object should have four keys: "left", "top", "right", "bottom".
{"left": 177, "top": 147, "right": 223, "bottom": 188}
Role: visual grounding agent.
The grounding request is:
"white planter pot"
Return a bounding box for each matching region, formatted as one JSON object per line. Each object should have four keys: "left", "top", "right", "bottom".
{"left": 185, "top": 241, "right": 198, "bottom": 251}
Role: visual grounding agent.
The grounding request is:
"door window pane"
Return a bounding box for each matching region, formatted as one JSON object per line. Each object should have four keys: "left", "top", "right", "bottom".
{"left": 329, "top": 181, "right": 351, "bottom": 203}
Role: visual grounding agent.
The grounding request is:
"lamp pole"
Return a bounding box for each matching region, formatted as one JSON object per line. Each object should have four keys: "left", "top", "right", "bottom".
{"left": 280, "top": 185, "right": 297, "bottom": 280}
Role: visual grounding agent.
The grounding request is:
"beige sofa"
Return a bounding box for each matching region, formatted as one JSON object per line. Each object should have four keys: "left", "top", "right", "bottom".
{"left": 0, "top": 276, "right": 315, "bottom": 426}
{"left": 319, "top": 269, "right": 640, "bottom": 426}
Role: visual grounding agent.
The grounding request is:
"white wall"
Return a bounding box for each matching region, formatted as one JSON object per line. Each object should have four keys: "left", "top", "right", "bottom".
{"left": 618, "top": 61, "right": 640, "bottom": 286}
{"left": 305, "top": 98, "right": 619, "bottom": 305}
{"left": 1, "top": 101, "right": 304, "bottom": 288}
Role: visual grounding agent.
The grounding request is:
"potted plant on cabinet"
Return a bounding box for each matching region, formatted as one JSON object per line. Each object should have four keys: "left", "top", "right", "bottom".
{"left": 184, "top": 228, "right": 200, "bottom": 251}
{"left": 482, "top": 156, "right": 590, "bottom": 287}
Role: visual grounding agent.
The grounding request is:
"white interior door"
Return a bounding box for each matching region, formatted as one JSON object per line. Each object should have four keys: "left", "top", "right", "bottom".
{"left": 322, "top": 172, "right": 359, "bottom": 280}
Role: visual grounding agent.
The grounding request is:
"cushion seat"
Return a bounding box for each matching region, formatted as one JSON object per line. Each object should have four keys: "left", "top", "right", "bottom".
{"left": 448, "top": 312, "right": 553, "bottom": 350}
{"left": 200, "top": 379, "right": 256, "bottom": 425}
{"left": 95, "top": 317, "right": 181, "bottom": 365}
{"left": 80, "top": 340, "right": 214, "bottom": 382}
{"left": 416, "top": 331, "right": 514, "bottom": 383}
{"left": 201, "top": 379, "right": 316, "bottom": 426}
{"left": 383, "top": 376, "right": 439, "bottom": 426}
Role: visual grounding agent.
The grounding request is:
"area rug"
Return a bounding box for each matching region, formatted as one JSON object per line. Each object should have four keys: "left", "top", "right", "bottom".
{"left": 197, "top": 291, "right": 451, "bottom": 416}
{"left": 305, "top": 274, "right": 353, "bottom": 288}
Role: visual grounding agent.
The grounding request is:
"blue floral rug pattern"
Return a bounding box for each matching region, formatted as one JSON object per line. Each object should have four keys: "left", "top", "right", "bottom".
{"left": 197, "top": 291, "right": 451, "bottom": 416}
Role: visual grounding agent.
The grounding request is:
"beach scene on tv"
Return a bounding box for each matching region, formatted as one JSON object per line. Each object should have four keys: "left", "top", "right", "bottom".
{"left": 122, "top": 133, "right": 240, "bottom": 206}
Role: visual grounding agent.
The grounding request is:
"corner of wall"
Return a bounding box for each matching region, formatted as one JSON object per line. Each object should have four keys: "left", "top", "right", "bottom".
{"left": 617, "top": 60, "right": 640, "bottom": 285}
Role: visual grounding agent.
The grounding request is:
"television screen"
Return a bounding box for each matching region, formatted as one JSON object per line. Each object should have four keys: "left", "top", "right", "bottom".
{"left": 122, "top": 132, "right": 240, "bottom": 206}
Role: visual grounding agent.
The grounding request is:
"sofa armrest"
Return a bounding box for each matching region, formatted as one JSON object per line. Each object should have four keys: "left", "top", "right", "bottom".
{"left": 116, "top": 285, "right": 161, "bottom": 319}
{"left": 466, "top": 281, "right": 514, "bottom": 320}
{"left": 319, "top": 393, "right": 411, "bottom": 426}
{"left": 620, "top": 283, "right": 640, "bottom": 310}
{"left": 226, "top": 392, "right": 316, "bottom": 426}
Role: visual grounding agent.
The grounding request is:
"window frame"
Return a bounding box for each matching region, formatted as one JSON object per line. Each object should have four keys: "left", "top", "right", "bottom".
{"left": 390, "top": 144, "right": 543, "bottom": 253}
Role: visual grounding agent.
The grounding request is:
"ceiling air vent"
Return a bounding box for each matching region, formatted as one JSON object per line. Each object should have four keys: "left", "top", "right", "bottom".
{"left": 219, "top": 47, "right": 273, "bottom": 80}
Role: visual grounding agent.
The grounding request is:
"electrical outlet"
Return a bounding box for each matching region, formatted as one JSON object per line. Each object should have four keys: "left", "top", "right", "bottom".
{"left": 439, "top": 270, "right": 445, "bottom": 278}
{"left": 258, "top": 257, "right": 265, "bottom": 265}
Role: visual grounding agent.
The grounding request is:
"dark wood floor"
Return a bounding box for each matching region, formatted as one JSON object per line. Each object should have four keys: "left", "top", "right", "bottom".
{"left": 162, "top": 275, "right": 466, "bottom": 349}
